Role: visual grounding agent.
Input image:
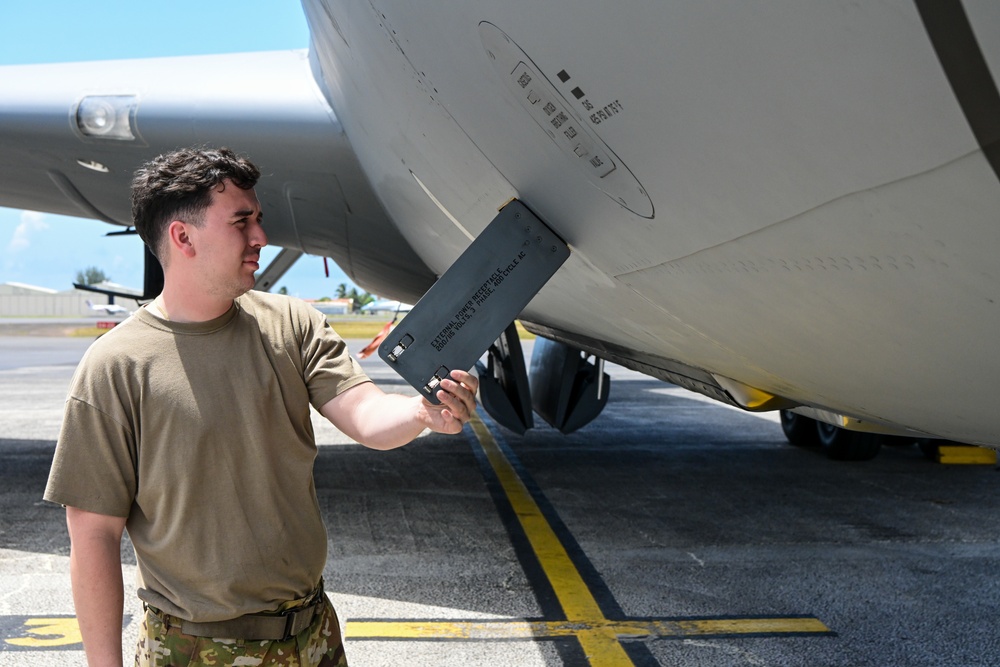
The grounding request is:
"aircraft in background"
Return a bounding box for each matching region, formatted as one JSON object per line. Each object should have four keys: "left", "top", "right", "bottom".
{"left": 85, "top": 299, "right": 129, "bottom": 316}
{"left": 1, "top": 0, "right": 998, "bottom": 456}
{"left": 361, "top": 300, "right": 413, "bottom": 315}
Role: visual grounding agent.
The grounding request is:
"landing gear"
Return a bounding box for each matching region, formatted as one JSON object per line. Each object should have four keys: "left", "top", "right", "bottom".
{"left": 779, "top": 410, "right": 820, "bottom": 447}
{"left": 816, "top": 421, "right": 882, "bottom": 461}
{"left": 917, "top": 438, "right": 943, "bottom": 461}
{"left": 779, "top": 410, "right": 882, "bottom": 461}
{"left": 529, "top": 337, "right": 610, "bottom": 434}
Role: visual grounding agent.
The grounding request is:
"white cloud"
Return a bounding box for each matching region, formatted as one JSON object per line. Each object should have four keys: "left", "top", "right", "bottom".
{"left": 7, "top": 211, "right": 49, "bottom": 253}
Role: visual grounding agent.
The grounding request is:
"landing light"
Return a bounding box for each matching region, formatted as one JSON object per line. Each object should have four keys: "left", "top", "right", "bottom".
{"left": 75, "top": 95, "right": 137, "bottom": 141}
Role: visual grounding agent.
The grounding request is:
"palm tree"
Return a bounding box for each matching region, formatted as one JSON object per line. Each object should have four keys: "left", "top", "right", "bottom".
{"left": 347, "top": 288, "right": 375, "bottom": 312}
{"left": 75, "top": 266, "right": 110, "bottom": 285}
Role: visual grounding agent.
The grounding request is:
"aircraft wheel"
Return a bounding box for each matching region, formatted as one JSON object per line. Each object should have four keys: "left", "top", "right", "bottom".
{"left": 816, "top": 422, "right": 882, "bottom": 461}
{"left": 917, "top": 439, "right": 940, "bottom": 461}
{"left": 779, "top": 410, "right": 820, "bottom": 447}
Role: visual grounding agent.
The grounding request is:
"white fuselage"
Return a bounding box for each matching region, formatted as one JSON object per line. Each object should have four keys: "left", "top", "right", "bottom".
{"left": 302, "top": 0, "right": 1000, "bottom": 445}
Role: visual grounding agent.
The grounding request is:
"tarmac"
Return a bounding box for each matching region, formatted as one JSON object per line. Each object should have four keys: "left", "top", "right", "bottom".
{"left": 1, "top": 321, "right": 999, "bottom": 666}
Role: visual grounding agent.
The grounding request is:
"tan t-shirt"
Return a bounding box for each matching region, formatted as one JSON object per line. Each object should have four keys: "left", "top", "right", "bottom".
{"left": 44, "top": 290, "right": 371, "bottom": 622}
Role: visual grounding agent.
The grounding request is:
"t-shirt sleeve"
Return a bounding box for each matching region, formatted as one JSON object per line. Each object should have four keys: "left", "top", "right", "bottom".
{"left": 297, "top": 304, "right": 371, "bottom": 408}
{"left": 44, "top": 396, "right": 137, "bottom": 518}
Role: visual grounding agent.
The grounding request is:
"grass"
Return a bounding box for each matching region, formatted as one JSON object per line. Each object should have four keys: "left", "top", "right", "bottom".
{"left": 328, "top": 319, "right": 393, "bottom": 340}
{"left": 327, "top": 317, "right": 536, "bottom": 341}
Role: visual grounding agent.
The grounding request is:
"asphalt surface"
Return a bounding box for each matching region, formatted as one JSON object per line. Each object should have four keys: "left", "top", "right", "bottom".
{"left": 1, "top": 331, "right": 999, "bottom": 666}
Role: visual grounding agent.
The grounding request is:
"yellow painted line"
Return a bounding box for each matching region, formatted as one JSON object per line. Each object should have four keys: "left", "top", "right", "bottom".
{"left": 657, "top": 617, "right": 830, "bottom": 636}
{"left": 936, "top": 445, "right": 997, "bottom": 465}
{"left": 346, "top": 616, "right": 830, "bottom": 641}
{"left": 343, "top": 413, "right": 830, "bottom": 662}
{"left": 467, "top": 413, "right": 635, "bottom": 666}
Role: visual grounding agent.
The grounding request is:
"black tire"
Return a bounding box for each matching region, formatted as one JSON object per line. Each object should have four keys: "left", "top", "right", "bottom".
{"left": 816, "top": 422, "right": 882, "bottom": 461}
{"left": 780, "top": 410, "right": 820, "bottom": 447}
{"left": 917, "top": 439, "right": 941, "bottom": 461}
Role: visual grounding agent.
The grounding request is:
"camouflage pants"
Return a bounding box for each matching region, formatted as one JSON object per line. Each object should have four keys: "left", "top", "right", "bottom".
{"left": 135, "top": 594, "right": 348, "bottom": 667}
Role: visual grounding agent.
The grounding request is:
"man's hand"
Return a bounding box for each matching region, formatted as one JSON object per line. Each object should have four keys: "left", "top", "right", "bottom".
{"left": 421, "top": 370, "right": 480, "bottom": 434}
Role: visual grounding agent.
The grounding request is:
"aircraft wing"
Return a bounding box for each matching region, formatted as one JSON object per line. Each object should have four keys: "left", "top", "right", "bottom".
{"left": 0, "top": 50, "right": 435, "bottom": 300}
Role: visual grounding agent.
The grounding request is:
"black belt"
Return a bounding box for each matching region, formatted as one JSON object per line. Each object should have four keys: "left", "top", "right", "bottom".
{"left": 146, "top": 589, "right": 325, "bottom": 641}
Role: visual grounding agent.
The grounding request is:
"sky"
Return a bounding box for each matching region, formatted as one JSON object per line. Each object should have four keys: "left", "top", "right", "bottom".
{"left": 0, "top": 0, "right": 358, "bottom": 300}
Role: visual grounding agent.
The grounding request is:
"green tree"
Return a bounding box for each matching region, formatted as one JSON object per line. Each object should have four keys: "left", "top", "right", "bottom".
{"left": 335, "top": 283, "right": 348, "bottom": 299}
{"left": 75, "top": 266, "right": 110, "bottom": 285}
{"left": 277, "top": 286, "right": 288, "bottom": 295}
{"left": 348, "top": 288, "right": 375, "bottom": 313}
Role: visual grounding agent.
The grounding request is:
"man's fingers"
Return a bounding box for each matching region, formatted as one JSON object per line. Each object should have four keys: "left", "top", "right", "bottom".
{"left": 449, "top": 370, "right": 479, "bottom": 395}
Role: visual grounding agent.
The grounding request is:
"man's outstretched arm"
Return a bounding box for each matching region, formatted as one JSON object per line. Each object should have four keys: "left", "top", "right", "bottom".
{"left": 66, "top": 506, "right": 127, "bottom": 667}
{"left": 321, "top": 370, "right": 479, "bottom": 450}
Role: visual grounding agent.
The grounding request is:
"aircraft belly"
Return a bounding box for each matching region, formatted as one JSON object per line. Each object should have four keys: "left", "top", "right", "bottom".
{"left": 329, "top": 1, "right": 976, "bottom": 268}
{"left": 309, "top": 0, "right": 1000, "bottom": 442}
{"left": 616, "top": 151, "right": 1000, "bottom": 444}
{"left": 314, "top": 0, "right": 993, "bottom": 277}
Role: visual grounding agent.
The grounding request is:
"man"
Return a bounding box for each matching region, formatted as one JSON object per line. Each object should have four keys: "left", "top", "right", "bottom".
{"left": 44, "top": 147, "right": 479, "bottom": 666}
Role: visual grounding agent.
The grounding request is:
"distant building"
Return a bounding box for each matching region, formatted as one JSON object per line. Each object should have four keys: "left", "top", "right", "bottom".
{"left": 308, "top": 298, "right": 353, "bottom": 315}
{"left": 0, "top": 282, "right": 59, "bottom": 296}
{"left": 0, "top": 282, "right": 128, "bottom": 317}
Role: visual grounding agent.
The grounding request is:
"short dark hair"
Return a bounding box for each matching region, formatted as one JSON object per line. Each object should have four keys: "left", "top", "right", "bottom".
{"left": 131, "top": 147, "right": 261, "bottom": 259}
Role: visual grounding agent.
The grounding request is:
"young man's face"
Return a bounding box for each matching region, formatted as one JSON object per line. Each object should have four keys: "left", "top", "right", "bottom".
{"left": 189, "top": 179, "right": 267, "bottom": 300}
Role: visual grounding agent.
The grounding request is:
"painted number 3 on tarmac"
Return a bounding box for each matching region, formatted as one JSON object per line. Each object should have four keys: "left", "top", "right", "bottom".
{"left": 1, "top": 616, "right": 85, "bottom": 650}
